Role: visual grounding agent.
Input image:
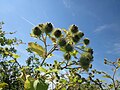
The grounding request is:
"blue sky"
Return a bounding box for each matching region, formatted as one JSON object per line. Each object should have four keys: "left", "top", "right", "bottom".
{"left": 0, "top": 0, "right": 120, "bottom": 76}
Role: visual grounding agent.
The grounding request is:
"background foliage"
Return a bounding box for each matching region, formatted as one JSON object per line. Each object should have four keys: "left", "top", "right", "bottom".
{"left": 0, "top": 22, "right": 120, "bottom": 90}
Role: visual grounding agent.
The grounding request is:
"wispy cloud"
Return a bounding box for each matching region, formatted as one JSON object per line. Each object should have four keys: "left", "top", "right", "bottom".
{"left": 63, "top": 0, "right": 71, "bottom": 8}
{"left": 94, "top": 24, "right": 115, "bottom": 33}
{"left": 106, "top": 42, "right": 120, "bottom": 55}
{"left": 113, "top": 43, "right": 120, "bottom": 54}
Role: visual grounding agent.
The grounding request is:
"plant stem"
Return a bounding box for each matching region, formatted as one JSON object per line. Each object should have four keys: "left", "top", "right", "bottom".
{"left": 40, "top": 44, "right": 57, "bottom": 66}
{"left": 112, "top": 65, "right": 117, "bottom": 90}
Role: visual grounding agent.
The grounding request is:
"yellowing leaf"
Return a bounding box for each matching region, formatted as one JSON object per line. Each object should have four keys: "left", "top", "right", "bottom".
{"left": 12, "top": 53, "right": 20, "bottom": 59}
{"left": 61, "top": 87, "right": 66, "bottom": 90}
{"left": 24, "top": 75, "right": 34, "bottom": 90}
{"left": 0, "top": 83, "right": 8, "bottom": 88}
{"left": 47, "top": 53, "right": 54, "bottom": 59}
{"left": 103, "top": 74, "right": 111, "bottom": 79}
{"left": 51, "top": 37, "right": 56, "bottom": 43}
{"left": 117, "top": 58, "right": 120, "bottom": 67}
{"left": 9, "top": 60, "right": 15, "bottom": 63}
{"left": 70, "top": 50, "right": 78, "bottom": 57}
{"left": 28, "top": 42, "right": 45, "bottom": 58}
{"left": 24, "top": 79, "right": 31, "bottom": 90}
{"left": 47, "top": 69, "right": 58, "bottom": 74}
{"left": 35, "top": 66, "right": 47, "bottom": 72}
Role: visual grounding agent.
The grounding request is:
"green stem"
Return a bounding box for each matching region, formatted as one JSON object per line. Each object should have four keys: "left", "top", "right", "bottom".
{"left": 112, "top": 65, "right": 117, "bottom": 90}
{"left": 40, "top": 45, "right": 57, "bottom": 66}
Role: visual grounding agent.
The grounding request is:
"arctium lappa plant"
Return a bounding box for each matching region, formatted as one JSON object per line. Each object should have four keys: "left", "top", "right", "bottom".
{"left": 25, "top": 22, "right": 94, "bottom": 90}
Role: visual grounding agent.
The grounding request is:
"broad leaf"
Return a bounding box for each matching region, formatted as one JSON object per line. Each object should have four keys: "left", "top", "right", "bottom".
{"left": 9, "top": 59, "right": 15, "bottom": 63}
{"left": 12, "top": 53, "right": 20, "bottom": 59}
{"left": 28, "top": 42, "right": 45, "bottom": 58}
{"left": 24, "top": 76, "right": 34, "bottom": 90}
{"left": 0, "top": 83, "right": 8, "bottom": 89}
{"left": 47, "top": 69, "right": 58, "bottom": 73}
{"left": 33, "top": 79, "right": 48, "bottom": 90}
{"left": 35, "top": 66, "right": 47, "bottom": 72}
{"left": 103, "top": 74, "right": 111, "bottom": 79}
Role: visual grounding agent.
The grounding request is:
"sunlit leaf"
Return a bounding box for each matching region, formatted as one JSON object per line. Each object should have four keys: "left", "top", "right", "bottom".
{"left": 61, "top": 87, "right": 66, "bottom": 90}
{"left": 24, "top": 79, "right": 31, "bottom": 90}
{"left": 33, "top": 79, "right": 48, "bottom": 90}
{"left": 51, "top": 37, "right": 56, "bottom": 43}
{"left": 47, "top": 69, "right": 58, "bottom": 74}
{"left": 103, "top": 74, "right": 111, "bottom": 79}
{"left": 12, "top": 53, "right": 20, "bottom": 59}
{"left": 28, "top": 42, "right": 45, "bottom": 58}
{"left": 0, "top": 83, "right": 8, "bottom": 89}
{"left": 47, "top": 53, "right": 54, "bottom": 59}
{"left": 70, "top": 50, "right": 78, "bottom": 57}
{"left": 9, "top": 59, "right": 15, "bottom": 63}
{"left": 24, "top": 75, "right": 34, "bottom": 90}
{"left": 117, "top": 58, "right": 120, "bottom": 67}
{"left": 35, "top": 66, "right": 47, "bottom": 72}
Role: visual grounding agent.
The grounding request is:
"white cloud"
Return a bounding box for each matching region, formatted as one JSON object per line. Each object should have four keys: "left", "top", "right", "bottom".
{"left": 94, "top": 24, "right": 115, "bottom": 33}
{"left": 106, "top": 42, "right": 120, "bottom": 55}
{"left": 94, "top": 23, "right": 120, "bottom": 33}
{"left": 63, "top": 0, "right": 71, "bottom": 8}
{"left": 113, "top": 43, "right": 120, "bottom": 54}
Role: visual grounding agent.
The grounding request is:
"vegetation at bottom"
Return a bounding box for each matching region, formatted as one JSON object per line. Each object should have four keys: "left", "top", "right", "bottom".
{"left": 0, "top": 22, "right": 120, "bottom": 90}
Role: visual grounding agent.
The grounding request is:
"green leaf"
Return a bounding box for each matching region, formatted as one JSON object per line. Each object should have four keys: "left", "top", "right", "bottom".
{"left": 70, "top": 50, "right": 78, "bottom": 57}
{"left": 78, "top": 79, "right": 82, "bottom": 83}
{"left": 117, "top": 59, "right": 120, "bottom": 67}
{"left": 24, "top": 75, "right": 34, "bottom": 90}
{"left": 24, "top": 79, "right": 32, "bottom": 90}
{"left": 0, "top": 83, "right": 8, "bottom": 89}
{"left": 60, "top": 79, "right": 67, "bottom": 84}
{"left": 103, "top": 74, "right": 111, "bottom": 79}
{"left": 47, "top": 53, "right": 54, "bottom": 59}
{"left": 47, "top": 69, "right": 58, "bottom": 73}
{"left": 12, "top": 53, "right": 20, "bottom": 59}
{"left": 9, "top": 60, "right": 15, "bottom": 63}
{"left": 61, "top": 87, "right": 66, "bottom": 90}
{"left": 33, "top": 79, "right": 48, "bottom": 90}
{"left": 28, "top": 42, "right": 45, "bottom": 58}
{"left": 35, "top": 66, "right": 47, "bottom": 73}
{"left": 73, "top": 77, "right": 77, "bottom": 82}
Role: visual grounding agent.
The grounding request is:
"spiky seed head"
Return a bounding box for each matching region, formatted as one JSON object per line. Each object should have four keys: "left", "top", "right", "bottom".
{"left": 70, "top": 25, "right": 78, "bottom": 33}
{"left": 54, "top": 29, "right": 62, "bottom": 38}
{"left": 64, "top": 53, "right": 71, "bottom": 60}
{"left": 44, "top": 23, "right": 53, "bottom": 33}
{"left": 58, "top": 38, "right": 66, "bottom": 47}
{"left": 72, "top": 34, "right": 80, "bottom": 43}
{"left": 83, "top": 38, "right": 90, "bottom": 45}
{"left": 77, "top": 31, "right": 84, "bottom": 38}
{"left": 86, "top": 48, "right": 93, "bottom": 55}
{"left": 79, "top": 56, "right": 90, "bottom": 71}
{"left": 65, "top": 44, "right": 73, "bottom": 52}
{"left": 33, "top": 27, "right": 42, "bottom": 36}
